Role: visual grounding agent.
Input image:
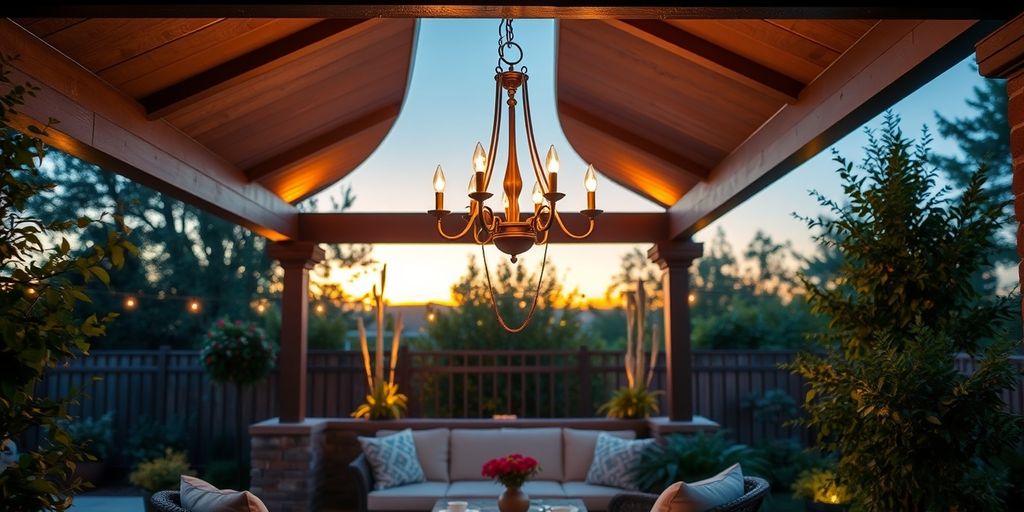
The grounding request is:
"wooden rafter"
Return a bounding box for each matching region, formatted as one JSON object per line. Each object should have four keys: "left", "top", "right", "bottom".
{"left": 140, "top": 18, "right": 372, "bottom": 119}
{"left": 667, "top": 19, "right": 997, "bottom": 240}
{"left": 298, "top": 212, "right": 668, "bottom": 244}
{"left": 245, "top": 103, "right": 401, "bottom": 182}
{"left": 0, "top": 19, "right": 299, "bottom": 241}
{"left": 605, "top": 19, "right": 805, "bottom": 103}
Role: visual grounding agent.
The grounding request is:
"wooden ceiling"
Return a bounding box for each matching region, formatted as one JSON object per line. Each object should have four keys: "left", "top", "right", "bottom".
{"left": 0, "top": 9, "right": 1001, "bottom": 243}
{"left": 13, "top": 17, "right": 416, "bottom": 204}
{"left": 557, "top": 19, "right": 876, "bottom": 207}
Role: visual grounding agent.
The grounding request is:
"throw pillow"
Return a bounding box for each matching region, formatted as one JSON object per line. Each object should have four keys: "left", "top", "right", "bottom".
{"left": 651, "top": 463, "right": 745, "bottom": 512}
{"left": 180, "top": 475, "right": 269, "bottom": 512}
{"left": 585, "top": 433, "right": 655, "bottom": 490}
{"left": 377, "top": 428, "right": 450, "bottom": 482}
{"left": 358, "top": 428, "right": 426, "bottom": 490}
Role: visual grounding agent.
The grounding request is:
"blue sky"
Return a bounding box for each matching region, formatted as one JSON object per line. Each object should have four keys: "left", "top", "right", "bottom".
{"left": 310, "top": 19, "right": 1002, "bottom": 305}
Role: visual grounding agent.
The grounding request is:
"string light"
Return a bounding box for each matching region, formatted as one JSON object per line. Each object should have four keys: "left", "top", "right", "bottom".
{"left": 123, "top": 296, "right": 137, "bottom": 310}
{"left": 256, "top": 303, "right": 266, "bottom": 314}
{"left": 315, "top": 303, "right": 325, "bottom": 315}
{"left": 187, "top": 299, "right": 202, "bottom": 314}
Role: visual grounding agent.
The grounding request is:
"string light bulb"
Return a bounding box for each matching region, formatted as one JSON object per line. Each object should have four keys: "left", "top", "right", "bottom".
{"left": 187, "top": 299, "right": 201, "bottom": 314}
{"left": 123, "top": 296, "right": 137, "bottom": 310}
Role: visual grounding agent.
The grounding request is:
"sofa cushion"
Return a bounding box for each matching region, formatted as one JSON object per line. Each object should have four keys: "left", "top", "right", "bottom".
{"left": 359, "top": 429, "right": 426, "bottom": 490}
{"left": 562, "top": 429, "right": 636, "bottom": 481}
{"left": 180, "top": 475, "right": 269, "bottom": 512}
{"left": 585, "top": 433, "right": 655, "bottom": 491}
{"left": 450, "top": 428, "right": 563, "bottom": 481}
{"left": 378, "top": 428, "right": 450, "bottom": 482}
{"left": 446, "top": 480, "right": 566, "bottom": 499}
{"left": 367, "top": 482, "right": 450, "bottom": 511}
{"left": 561, "top": 482, "right": 624, "bottom": 512}
{"left": 652, "top": 463, "right": 744, "bottom": 512}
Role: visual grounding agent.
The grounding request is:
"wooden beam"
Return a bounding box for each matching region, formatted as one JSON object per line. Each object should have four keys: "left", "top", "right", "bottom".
{"left": 667, "top": 19, "right": 999, "bottom": 240}
{"left": 0, "top": 19, "right": 299, "bottom": 241}
{"left": 976, "top": 13, "right": 1024, "bottom": 78}
{"left": 558, "top": 101, "right": 711, "bottom": 182}
{"left": 245, "top": 103, "right": 400, "bottom": 182}
{"left": 298, "top": 212, "right": 668, "bottom": 244}
{"left": 140, "top": 18, "right": 372, "bottom": 119}
{"left": 4, "top": 6, "right": 1020, "bottom": 19}
{"left": 605, "top": 19, "right": 804, "bottom": 104}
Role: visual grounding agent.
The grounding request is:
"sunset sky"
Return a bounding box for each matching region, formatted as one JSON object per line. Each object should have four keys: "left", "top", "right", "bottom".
{"left": 309, "top": 19, "right": 1001, "bottom": 307}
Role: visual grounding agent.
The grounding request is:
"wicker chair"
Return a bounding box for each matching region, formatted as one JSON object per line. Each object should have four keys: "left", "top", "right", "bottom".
{"left": 150, "top": 490, "right": 186, "bottom": 512}
{"left": 607, "top": 476, "right": 770, "bottom": 512}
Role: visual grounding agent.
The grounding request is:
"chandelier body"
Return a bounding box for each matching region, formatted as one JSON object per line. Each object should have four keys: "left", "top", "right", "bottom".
{"left": 427, "top": 19, "right": 601, "bottom": 332}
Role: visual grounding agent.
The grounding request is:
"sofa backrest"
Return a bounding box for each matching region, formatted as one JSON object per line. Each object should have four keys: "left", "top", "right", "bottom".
{"left": 562, "top": 428, "right": 636, "bottom": 481}
{"left": 377, "top": 428, "right": 451, "bottom": 482}
{"left": 449, "top": 428, "right": 564, "bottom": 481}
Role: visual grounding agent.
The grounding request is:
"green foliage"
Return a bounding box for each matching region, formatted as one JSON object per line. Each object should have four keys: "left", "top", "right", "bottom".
{"left": 632, "top": 432, "right": 767, "bottom": 493}
{"left": 424, "top": 255, "right": 584, "bottom": 349}
{"left": 200, "top": 318, "right": 277, "bottom": 385}
{"left": 125, "top": 417, "right": 187, "bottom": 465}
{"left": 59, "top": 412, "right": 114, "bottom": 459}
{"left": 352, "top": 381, "right": 409, "bottom": 420}
{"left": 128, "top": 449, "right": 195, "bottom": 492}
{"left": 202, "top": 459, "right": 241, "bottom": 491}
{"left": 0, "top": 55, "right": 135, "bottom": 511}
{"left": 742, "top": 389, "right": 798, "bottom": 426}
{"left": 789, "top": 113, "right": 1023, "bottom": 511}
{"left": 753, "top": 439, "right": 831, "bottom": 494}
{"left": 597, "top": 387, "right": 661, "bottom": 419}
{"left": 792, "top": 468, "right": 850, "bottom": 505}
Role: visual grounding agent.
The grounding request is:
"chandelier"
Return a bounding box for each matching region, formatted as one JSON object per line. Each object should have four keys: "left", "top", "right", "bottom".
{"left": 427, "top": 19, "right": 601, "bottom": 333}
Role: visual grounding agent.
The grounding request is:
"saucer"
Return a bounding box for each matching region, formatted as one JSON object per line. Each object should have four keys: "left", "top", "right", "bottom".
{"left": 442, "top": 508, "right": 480, "bottom": 512}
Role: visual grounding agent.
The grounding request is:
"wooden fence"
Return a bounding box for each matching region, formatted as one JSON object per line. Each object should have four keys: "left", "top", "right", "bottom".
{"left": 33, "top": 348, "right": 1023, "bottom": 468}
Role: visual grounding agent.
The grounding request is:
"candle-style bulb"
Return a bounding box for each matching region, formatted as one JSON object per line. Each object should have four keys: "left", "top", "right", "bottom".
{"left": 584, "top": 164, "right": 598, "bottom": 192}
{"left": 467, "top": 174, "right": 475, "bottom": 195}
{"left": 532, "top": 183, "right": 543, "bottom": 205}
{"left": 545, "top": 145, "right": 560, "bottom": 174}
{"left": 433, "top": 165, "right": 446, "bottom": 192}
{"left": 472, "top": 142, "right": 487, "bottom": 175}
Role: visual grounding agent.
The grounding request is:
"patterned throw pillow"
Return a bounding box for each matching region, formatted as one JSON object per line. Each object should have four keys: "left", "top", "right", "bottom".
{"left": 585, "top": 433, "right": 656, "bottom": 490}
{"left": 358, "top": 428, "right": 426, "bottom": 490}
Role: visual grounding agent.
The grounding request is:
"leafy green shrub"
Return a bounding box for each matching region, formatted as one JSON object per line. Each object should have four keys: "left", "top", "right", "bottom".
{"left": 200, "top": 318, "right": 276, "bottom": 385}
{"left": 128, "top": 449, "right": 195, "bottom": 492}
{"left": 789, "top": 114, "right": 1023, "bottom": 511}
{"left": 61, "top": 412, "right": 114, "bottom": 459}
{"left": 126, "top": 417, "right": 187, "bottom": 464}
{"left": 741, "top": 388, "right": 798, "bottom": 425}
{"left": 792, "top": 468, "right": 850, "bottom": 505}
{"left": 597, "top": 387, "right": 661, "bottom": 420}
{"left": 753, "top": 439, "right": 831, "bottom": 492}
{"left": 632, "top": 431, "right": 767, "bottom": 493}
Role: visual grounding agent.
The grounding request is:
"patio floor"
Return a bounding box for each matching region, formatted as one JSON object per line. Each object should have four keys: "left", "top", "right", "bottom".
{"left": 70, "top": 496, "right": 143, "bottom": 512}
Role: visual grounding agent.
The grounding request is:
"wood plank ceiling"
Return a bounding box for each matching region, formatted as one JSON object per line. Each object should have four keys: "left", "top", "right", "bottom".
{"left": 557, "top": 19, "right": 876, "bottom": 207}
{"left": 13, "top": 17, "right": 416, "bottom": 204}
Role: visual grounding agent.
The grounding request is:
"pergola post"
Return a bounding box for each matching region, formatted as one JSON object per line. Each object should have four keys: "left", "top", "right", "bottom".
{"left": 267, "top": 241, "right": 324, "bottom": 423}
{"left": 648, "top": 240, "right": 703, "bottom": 421}
{"left": 976, "top": 14, "right": 1024, "bottom": 322}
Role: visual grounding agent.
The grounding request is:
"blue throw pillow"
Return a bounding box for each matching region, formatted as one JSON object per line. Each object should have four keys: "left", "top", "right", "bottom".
{"left": 585, "top": 432, "right": 655, "bottom": 490}
{"left": 358, "top": 428, "right": 426, "bottom": 490}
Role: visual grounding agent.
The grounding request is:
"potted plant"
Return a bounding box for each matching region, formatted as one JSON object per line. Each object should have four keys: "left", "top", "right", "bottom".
{"left": 792, "top": 468, "right": 850, "bottom": 511}
{"left": 61, "top": 411, "right": 115, "bottom": 484}
{"left": 598, "top": 279, "right": 662, "bottom": 419}
{"left": 482, "top": 453, "right": 542, "bottom": 512}
{"left": 632, "top": 431, "right": 766, "bottom": 493}
{"left": 352, "top": 265, "right": 408, "bottom": 420}
{"left": 129, "top": 448, "right": 195, "bottom": 512}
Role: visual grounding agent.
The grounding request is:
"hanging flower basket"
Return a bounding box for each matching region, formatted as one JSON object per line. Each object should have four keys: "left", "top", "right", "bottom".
{"left": 200, "top": 319, "right": 277, "bottom": 385}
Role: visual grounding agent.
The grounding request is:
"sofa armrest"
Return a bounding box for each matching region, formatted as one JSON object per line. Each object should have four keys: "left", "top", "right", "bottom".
{"left": 349, "top": 453, "right": 375, "bottom": 512}
{"left": 607, "top": 492, "right": 659, "bottom": 512}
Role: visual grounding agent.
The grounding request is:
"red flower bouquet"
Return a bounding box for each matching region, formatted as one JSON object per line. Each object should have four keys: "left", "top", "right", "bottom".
{"left": 481, "top": 454, "right": 541, "bottom": 488}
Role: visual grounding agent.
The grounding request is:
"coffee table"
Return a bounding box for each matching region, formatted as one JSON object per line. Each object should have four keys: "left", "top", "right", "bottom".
{"left": 432, "top": 498, "right": 587, "bottom": 512}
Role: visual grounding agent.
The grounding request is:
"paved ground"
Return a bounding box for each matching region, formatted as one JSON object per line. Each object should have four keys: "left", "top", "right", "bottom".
{"left": 70, "top": 496, "right": 144, "bottom": 511}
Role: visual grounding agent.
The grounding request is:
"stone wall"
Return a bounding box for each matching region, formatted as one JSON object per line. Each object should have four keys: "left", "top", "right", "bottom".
{"left": 250, "top": 419, "right": 327, "bottom": 512}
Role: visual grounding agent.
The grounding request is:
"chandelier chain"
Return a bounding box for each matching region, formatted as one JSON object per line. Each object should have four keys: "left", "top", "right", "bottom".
{"left": 497, "top": 18, "right": 522, "bottom": 70}
{"left": 480, "top": 239, "right": 549, "bottom": 334}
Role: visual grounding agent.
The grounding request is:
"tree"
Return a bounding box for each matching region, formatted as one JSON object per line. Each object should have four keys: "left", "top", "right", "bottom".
{"left": 790, "top": 113, "right": 1022, "bottom": 511}
{"left": 424, "top": 255, "right": 584, "bottom": 350}
{"left": 1, "top": 57, "right": 135, "bottom": 510}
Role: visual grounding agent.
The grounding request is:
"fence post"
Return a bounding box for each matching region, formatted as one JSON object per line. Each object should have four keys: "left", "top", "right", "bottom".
{"left": 578, "top": 346, "right": 591, "bottom": 417}
{"left": 155, "top": 345, "right": 170, "bottom": 423}
{"left": 397, "top": 346, "right": 414, "bottom": 416}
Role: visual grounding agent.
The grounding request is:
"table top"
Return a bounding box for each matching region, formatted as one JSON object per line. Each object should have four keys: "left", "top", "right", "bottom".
{"left": 431, "top": 498, "right": 587, "bottom": 512}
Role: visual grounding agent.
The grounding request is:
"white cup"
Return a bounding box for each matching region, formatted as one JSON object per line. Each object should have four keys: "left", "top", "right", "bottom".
{"left": 448, "top": 501, "right": 468, "bottom": 512}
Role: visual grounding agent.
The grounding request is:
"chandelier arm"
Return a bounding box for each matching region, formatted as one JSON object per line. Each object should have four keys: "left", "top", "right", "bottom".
{"left": 520, "top": 76, "right": 550, "bottom": 194}
{"left": 480, "top": 240, "right": 549, "bottom": 334}
{"left": 435, "top": 209, "right": 480, "bottom": 240}
{"left": 532, "top": 204, "right": 554, "bottom": 232}
{"left": 553, "top": 209, "right": 597, "bottom": 240}
{"left": 535, "top": 227, "right": 550, "bottom": 245}
{"left": 483, "top": 76, "right": 503, "bottom": 190}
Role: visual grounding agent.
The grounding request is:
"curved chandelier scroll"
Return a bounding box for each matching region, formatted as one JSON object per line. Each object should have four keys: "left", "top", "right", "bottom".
{"left": 427, "top": 19, "right": 602, "bottom": 333}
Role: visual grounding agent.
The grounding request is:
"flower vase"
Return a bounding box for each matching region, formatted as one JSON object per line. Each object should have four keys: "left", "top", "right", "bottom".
{"left": 498, "top": 486, "right": 530, "bottom": 512}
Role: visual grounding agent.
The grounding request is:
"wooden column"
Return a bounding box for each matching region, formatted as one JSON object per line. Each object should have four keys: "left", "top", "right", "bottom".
{"left": 976, "top": 14, "right": 1024, "bottom": 321}
{"left": 648, "top": 240, "right": 703, "bottom": 421}
{"left": 268, "top": 241, "right": 325, "bottom": 423}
